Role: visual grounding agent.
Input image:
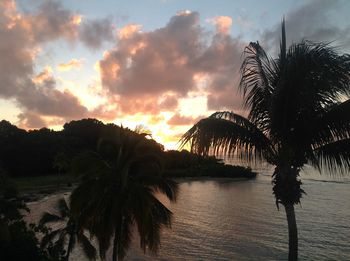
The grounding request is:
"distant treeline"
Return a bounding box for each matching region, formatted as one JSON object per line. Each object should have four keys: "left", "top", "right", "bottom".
{"left": 0, "top": 119, "right": 255, "bottom": 179}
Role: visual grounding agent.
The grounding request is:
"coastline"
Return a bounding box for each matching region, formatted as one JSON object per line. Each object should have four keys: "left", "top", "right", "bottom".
{"left": 22, "top": 175, "right": 256, "bottom": 203}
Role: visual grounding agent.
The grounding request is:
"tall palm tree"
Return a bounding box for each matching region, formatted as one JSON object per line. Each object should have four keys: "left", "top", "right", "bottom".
{"left": 180, "top": 20, "right": 350, "bottom": 260}
{"left": 39, "top": 198, "right": 96, "bottom": 261}
{"left": 70, "top": 127, "right": 178, "bottom": 261}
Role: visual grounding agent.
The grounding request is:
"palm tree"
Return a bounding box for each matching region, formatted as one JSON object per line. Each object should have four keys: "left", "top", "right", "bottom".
{"left": 180, "top": 20, "right": 350, "bottom": 260}
{"left": 70, "top": 127, "right": 178, "bottom": 261}
{"left": 39, "top": 198, "right": 96, "bottom": 261}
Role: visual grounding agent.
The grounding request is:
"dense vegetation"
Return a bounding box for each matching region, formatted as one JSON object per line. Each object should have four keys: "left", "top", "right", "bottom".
{"left": 0, "top": 175, "right": 50, "bottom": 261}
{"left": 0, "top": 128, "right": 178, "bottom": 261}
{"left": 0, "top": 118, "right": 256, "bottom": 180}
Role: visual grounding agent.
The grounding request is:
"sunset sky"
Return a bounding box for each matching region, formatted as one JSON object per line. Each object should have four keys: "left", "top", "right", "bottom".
{"left": 1, "top": 0, "right": 350, "bottom": 149}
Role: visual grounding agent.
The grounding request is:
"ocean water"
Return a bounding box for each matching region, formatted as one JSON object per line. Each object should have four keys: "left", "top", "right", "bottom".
{"left": 27, "top": 166, "right": 350, "bottom": 260}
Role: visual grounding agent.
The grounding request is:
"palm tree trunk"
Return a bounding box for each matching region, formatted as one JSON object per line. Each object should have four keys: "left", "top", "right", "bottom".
{"left": 284, "top": 203, "right": 298, "bottom": 261}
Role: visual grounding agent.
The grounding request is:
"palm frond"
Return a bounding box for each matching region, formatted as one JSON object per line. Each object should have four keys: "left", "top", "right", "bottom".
{"left": 116, "top": 213, "right": 134, "bottom": 260}
{"left": 40, "top": 228, "right": 62, "bottom": 248}
{"left": 279, "top": 17, "right": 287, "bottom": 64}
{"left": 269, "top": 41, "right": 350, "bottom": 144}
{"left": 71, "top": 151, "right": 112, "bottom": 179}
{"left": 313, "top": 138, "right": 350, "bottom": 174}
{"left": 133, "top": 189, "right": 172, "bottom": 255}
{"left": 137, "top": 175, "right": 178, "bottom": 201}
{"left": 239, "top": 40, "right": 277, "bottom": 131}
{"left": 180, "top": 111, "right": 275, "bottom": 163}
{"left": 66, "top": 234, "right": 76, "bottom": 257}
{"left": 56, "top": 198, "right": 69, "bottom": 219}
{"left": 78, "top": 233, "right": 97, "bottom": 260}
{"left": 130, "top": 153, "right": 163, "bottom": 177}
{"left": 311, "top": 99, "right": 350, "bottom": 146}
{"left": 55, "top": 230, "right": 67, "bottom": 253}
{"left": 70, "top": 178, "right": 115, "bottom": 229}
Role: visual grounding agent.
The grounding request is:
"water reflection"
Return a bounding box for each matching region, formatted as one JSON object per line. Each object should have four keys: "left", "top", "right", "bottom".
{"left": 27, "top": 175, "right": 350, "bottom": 260}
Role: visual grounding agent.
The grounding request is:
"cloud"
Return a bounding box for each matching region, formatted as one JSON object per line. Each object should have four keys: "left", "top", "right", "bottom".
{"left": 0, "top": 2, "right": 248, "bottom": 130}
{"left": 32, "top": 66, "right": 55, "bottom": 87}
{"left": 99, "top": 12, "right": 246, "bottom": 117}
{"left": 167, "top": 113, "right": 201, "bottom": 126}
{"left": 27, "top": 0, "right": 81, "bottom": 43}
{"left": 159, "top": 95, "right": 178, "bottom": 110}
{"left": 17, "top": 111, "right": 46, "bottom": 129}
{"left": 208, "top": 16, "right": 232, "bottom": 35}
{"left": 261, "top": 0, "right": 350, "bottom": 52}
{"left": 57, "top": 59, "right": 84, "bottom": 71}
{"left": 118, "top": 24, "right": 141, "bottom": 39}
{"left": 0, "top": 0, "right": 106, "bottom": 128}
{"left": 79, "top": 17, "right": 115, "bottom": 49}
{"left": 100, "top": 12, "right": 201, "bottom": 98}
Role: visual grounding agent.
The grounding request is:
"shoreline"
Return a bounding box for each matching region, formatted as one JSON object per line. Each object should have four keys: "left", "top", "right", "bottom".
{"left": 22, "top": 175, "right": 255, "bottom": 203}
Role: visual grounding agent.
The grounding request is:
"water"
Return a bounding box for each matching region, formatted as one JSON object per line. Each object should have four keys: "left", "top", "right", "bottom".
{"left": 27, "top": 166, "right": 350, "bottom": 260}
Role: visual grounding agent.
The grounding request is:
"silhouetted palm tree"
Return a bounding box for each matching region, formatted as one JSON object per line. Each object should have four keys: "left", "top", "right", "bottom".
{"left": 180, "top": 21, "right": 350, "bottom": 260}
{"left": 39, "top": 198, "right": 96, "bottom": 261}
{"left": 70, "top": 127, "right": 178, "bottom": 261}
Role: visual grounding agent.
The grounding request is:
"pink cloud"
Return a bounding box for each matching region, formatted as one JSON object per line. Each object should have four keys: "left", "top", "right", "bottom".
{"left": 167, "top": 113, "right": 202, "bottom": 126}
{"left": 99, "top": 12, "right": 247, "bottom": 118}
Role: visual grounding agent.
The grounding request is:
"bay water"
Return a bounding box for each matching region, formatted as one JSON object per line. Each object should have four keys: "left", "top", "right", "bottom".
{"left": 27, "top": 165, "right": 350, "bottom": 260}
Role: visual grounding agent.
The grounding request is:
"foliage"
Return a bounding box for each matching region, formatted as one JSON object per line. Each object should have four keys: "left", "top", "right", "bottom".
{"left": 39, "top": 198, "right": 96, "bottom": 261}
{"left": 0, "top": 173, "right": 50, "bottom": 261}
{"left": 70, "top": 127, "right": 178, "bottom": 261}
{"left": 162, "top": 150, "right": 256, "bottom": 178}
{"left": 0, "top": 120, "right": 62, "bottom": 177}
{"left": 0, "top": 119, "right": 166, "bottom": 178}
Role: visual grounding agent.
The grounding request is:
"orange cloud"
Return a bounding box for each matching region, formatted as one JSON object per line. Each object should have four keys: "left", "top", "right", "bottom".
{"left": 32, "top": 66, "right": 54, "bottom": 85}
{"left": 71, "top": 14, "right": 82, "bottom": 25}
{"left": 57, "top": 59, "right": 84, "bottom": 71}
{"left": 1, "top": 0, "right": 16, "bottom": 10}
{"left": 118, "top": 24, "right": 141, "bottom": 39}
{"left": 208, "top": 16, "right": 232, "bottom": 34}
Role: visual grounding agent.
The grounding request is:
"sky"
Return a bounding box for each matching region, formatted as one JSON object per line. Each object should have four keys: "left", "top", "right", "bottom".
{"left": 1, "top": 0, "right": 350, "bottom": 149}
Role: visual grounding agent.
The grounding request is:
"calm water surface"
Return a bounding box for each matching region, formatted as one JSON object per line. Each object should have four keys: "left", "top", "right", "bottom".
{"left": 27, "top": 166, "right": 350, "bottom": 260}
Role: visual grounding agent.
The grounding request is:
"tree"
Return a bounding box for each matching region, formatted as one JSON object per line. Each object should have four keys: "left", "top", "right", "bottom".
{"left": 70, "top": 127, "right": 178, "bottom": 261}
{"left": 0, "top": 173, "right": 49, "bottom": 261}
{"left": 180, "top": 20, "right": 350, "bottom": 260}
{"left": 39, "top": 198, "right": 96, "bottom": 261}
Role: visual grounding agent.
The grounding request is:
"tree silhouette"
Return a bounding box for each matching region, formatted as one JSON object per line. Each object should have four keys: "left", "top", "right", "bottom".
{"left": 70, "top": 127, "right": 178, "bottom": 261}
{"left": 180, "top": 20, "right": 350, "bottom": 260}
{"left": 39, "top": 198, "right": 96, "bottom": 261}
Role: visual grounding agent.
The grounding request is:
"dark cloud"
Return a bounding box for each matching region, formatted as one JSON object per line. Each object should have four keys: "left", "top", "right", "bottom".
{"left": 261, "top": 0, "right": 350, "bottom": 52}
{"left": 29, "top": 0, "right": 81, "bottom": 43}
{"left": 159, "top": 95, "right": 178, "bottom": 110}
{"left": 193, "top": 34, "right": 245, "bottom": 110}
{"left": 17, "top": 111, "right": 46, "bottom": 129}
{"left": 17, "top": 88, "right": 88, "bottom": 118}
{"left": 79, "top": 18, "right": 115, "bottom": 49}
